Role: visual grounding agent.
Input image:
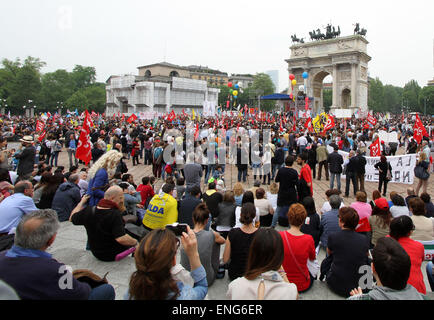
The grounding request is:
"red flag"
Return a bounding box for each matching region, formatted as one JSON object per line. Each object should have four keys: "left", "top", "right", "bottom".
{"left": 370, "top": 138, "right": 381, "bottom": 157}
{"left": 367, "top": 113, "right": 377, "bottom": 126}
{"left": 36, "top": 120, "right": 45, "bottom": 132}
{"left": 76, "top": 110, "right": 92, "bottom": 165}
{"left": 127, "top": 114, "right": 137, "bottom": 123}
{"left": 305, "top": 117, "right": 314, "bottom": 133}
{"left": 121, "top": 114, "right": 125, "bottom": 122}
{"left": 194, "top": 123, "right": 200, "bottom": 140}
{"left": 323, "top": 115, "right": 335, "bottom": 132}
{"left": 38, "top": 131, "right": 46, "bottom": 142}
{"left": 167, "top": 110, "right": 176, "bottom": 122}
{"left": 413, "top": 114, "right": 428, "bottom": 143}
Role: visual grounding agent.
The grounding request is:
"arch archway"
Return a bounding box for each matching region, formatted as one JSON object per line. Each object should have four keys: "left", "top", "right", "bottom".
{"left": 169, "top": 71, "right": 179, "bottom": 78}
{"left": 342, "top": 88, "right": 351, "bottom": 108}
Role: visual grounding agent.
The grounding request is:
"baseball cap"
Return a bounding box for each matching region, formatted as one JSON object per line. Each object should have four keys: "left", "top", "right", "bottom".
{"left": 374, "top": 198, "right": 389, "bottom": 210}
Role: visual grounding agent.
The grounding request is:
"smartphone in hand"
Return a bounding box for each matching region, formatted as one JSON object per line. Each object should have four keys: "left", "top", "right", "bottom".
{"left": 166, "top": 223, "right": 188, "bottom": 237}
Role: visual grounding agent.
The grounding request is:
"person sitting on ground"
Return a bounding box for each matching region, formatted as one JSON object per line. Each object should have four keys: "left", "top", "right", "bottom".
{"left": 419, "top": 192, "right": 434, "bottom": 218}
{"left": 369, "top": 198, "right": 392, "bottom": 247}
{"left": 319, "top": 195, "right": 342, "bottom": 252}
{"left": 32, "top": 172, "right": 51, "bottom": 206}
{"left": 176, "top": 177, "right": 186, "bottom": 201}
{"left": 0, "top": 181, "right": 37, "bottom": 237}
{"left": 405, "top": 188, "right": 418, "bottom": 208}
{"left": 350, "top": 191, "right": 372, "bottom": 237}
{"left": 234, "top": 191, "right": 260, "bottom": 229}
{"left": 223, "top": 203, "right": 259, "bottom": 281}
{"left": 119, "top": 182, "right": 142, "bottom": 217}
{"left": 126, "top": 227, "right": 208, "bottom": 300}
{"left": 389, "top": 215, "right": 426, "bottom": 295}
{"left": 78, "top": 169, "right": 89, "bottom": 197}
{"left": 136, "top": 176, "right": 155, "bottom": 208}
{"left": 0, "top": 209, "right": 115, "bottom": 300}
{"left": 51, "top": 174, "right": 82, "bottom": 222}
{"left": 142, "top": 183, "right": 178, "bottom": 231}
{"left": 325, "top": 207, "right": 370, "bottom": 298}
{"left": 266, "top": 182, "right": 278, "bottom": 212}
{"left": 348, "top": 237, "right": 426, "bottom": 300}
{"left": 249, "top": 180, "right": 261, "bottom": 200}
{"left": 369, "top": 190, "right": 382, "bottom": 210}
{"left": 178, "top": 186, "right": 202, "bottom": 229}
{"left": 36, "top": 173, "right": 64, "bottom": 210}
{"left": 227, "top": 228, "right": 298, "bottom": 300}
{"left": 254, "top": 188, "right": 274, "bottom": 227}
{"left": 202, "top": 182, "right": 223, "bottom": 224}
{"left": 408, "top": 197, "right": 434, "bottom": 241}
{"left": 233, "top": 182, "right": 244, "bottom": 207}
{"left": 180, "top": 203, "right": 225, "bottom": 287}
{"left": 300, "top": 196, "right": 321, "bottom": 249}
{"left": 280, "top": 203, "right": 316, "bottom": 293}
{"left": 320, "top": 189, "right": 344, "bottom": 215}
{"left": 215, "top": 191, "right": 237, "bottom": 239}
{"left": 390, "top": 194, "right": 410, "bottom": 218}
{"left": 70, "top": 186, "right": 139, "bottom": 262}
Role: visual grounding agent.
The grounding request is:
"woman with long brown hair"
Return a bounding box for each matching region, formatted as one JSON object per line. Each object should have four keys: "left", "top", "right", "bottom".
{"left": 126, "top": 226, "right": 207, "bottom": 300}
{"left": 227, "top": 228, "right": 298, "bottom": 300}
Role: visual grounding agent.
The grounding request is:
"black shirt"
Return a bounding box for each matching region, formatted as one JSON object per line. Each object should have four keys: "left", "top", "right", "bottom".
{"left": 275, "top": 167, "right": 299, "bottom": 207}
{"left": 202, "top": 191, "right": 223, "bottom": 219}
{"left": 300, "top": 212, "right": 321, "bottom": 247}
{"left": 228, "top": 228, "right": 258, "bottom": 281}
{"left": 71, "top": 206, "right": 128, "bottom": 261}
{"left": 178, "top": 195, "right": 202, "bottom": 228}
{"left": 326, "top": 230, "right": 370, "bottom": 297}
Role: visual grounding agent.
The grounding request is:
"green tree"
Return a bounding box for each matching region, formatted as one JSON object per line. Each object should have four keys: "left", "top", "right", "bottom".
{"left": 323, "top": 90, "right": 332, "bottom": 112}
{"left": 40, "top": 69, "right": 75, "bottom": 111}
{"left": 82, "top": 83, "right": 106, "bottom": 113}
{"left": 419, "top": 86, "right": 434, "bottom": 115}
{"left": 383, "top": 85, "right": 403, "bottom": 114}
{"left": 71, "top": 65, "right": 96, "bottom": 90}
{"left": 368, "top": 77, "right": 384, "bottom": 112}
{"left": 65, "top": 90, "right": 88, "bottom": 112}
{"left": 402, "top": 80, "right": 421, "bottom": 112}
{"left": 251, "top": 73, "right": 275, "bottom": 111}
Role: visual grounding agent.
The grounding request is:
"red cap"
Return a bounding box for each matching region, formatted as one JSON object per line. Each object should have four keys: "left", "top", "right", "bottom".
{"left": 374, "top": 198, "right": 389, "bottom": 210}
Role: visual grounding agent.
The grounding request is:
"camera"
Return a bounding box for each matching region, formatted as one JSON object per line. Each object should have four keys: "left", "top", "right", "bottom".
{"left": 166, "top": 223, "right": 188, "bottom": 237}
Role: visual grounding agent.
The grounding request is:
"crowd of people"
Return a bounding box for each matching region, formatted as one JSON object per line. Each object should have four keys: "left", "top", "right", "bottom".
{"left": 0, "top": 111, "right": 433, "bottom": 301}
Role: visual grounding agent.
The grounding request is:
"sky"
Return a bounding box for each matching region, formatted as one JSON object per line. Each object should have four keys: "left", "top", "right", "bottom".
{"left": 1, "top": 0, "right": 433, "bottom": 92}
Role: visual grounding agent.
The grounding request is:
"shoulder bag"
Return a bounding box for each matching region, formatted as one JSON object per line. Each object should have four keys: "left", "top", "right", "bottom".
{"left": 414, "top": 162, "right": 430, "bottom": 180}
{"left": 283, "top": 231, "right": 310, "bottom": 281}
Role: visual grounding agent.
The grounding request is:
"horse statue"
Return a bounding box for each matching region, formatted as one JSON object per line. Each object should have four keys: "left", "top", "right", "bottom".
{"left": 354, "top": 23, "right": 360, "bottom": 34}
{"left": 291, "top": 34, "right": 301, "bottom": 43}
{"left": 358, "top": 28, "right": 367, "bottom": 36}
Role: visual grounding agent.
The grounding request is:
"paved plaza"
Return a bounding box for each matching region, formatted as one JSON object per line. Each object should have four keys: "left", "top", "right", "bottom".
{"left": 46, "top": 148, "right": 433, "bottom": 300}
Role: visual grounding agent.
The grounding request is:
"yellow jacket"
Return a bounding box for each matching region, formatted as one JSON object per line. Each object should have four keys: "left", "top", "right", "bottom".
{"left": 142, "top": 192, "right": 178, "bottom": 230}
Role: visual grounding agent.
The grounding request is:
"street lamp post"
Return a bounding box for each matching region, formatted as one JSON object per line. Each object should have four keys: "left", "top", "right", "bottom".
{"left": 424, "top": 97, "right": 430, "bottom": 115}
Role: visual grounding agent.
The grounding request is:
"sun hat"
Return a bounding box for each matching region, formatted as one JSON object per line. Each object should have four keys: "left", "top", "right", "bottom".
{"left": 19, "top": 136, "right": 34, "bottom": 143}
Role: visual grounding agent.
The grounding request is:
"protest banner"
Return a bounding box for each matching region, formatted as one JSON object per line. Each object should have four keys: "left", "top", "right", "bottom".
{"left": 327, "top": 146, "right": 417, "bottom": 184}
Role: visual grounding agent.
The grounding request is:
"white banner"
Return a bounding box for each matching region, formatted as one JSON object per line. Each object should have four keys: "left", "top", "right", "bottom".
{"left": 326, "top": 146, "right": 417, "bottom": 184}
{"left": 378, "top": 130, "right": 399, "bottom": 144}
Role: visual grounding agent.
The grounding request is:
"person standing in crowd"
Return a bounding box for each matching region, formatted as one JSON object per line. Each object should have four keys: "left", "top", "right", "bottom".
{"left": 327, "top": 145, "right": 344, "bottom": 192}
{"left": 354, "top": 149, "right": 367, "bottom": 193}
{"left": 415, "top": 151, "right": 430, "bottom": 196}
{"left": 184, "top": 154, "right": 202, "bottom": 193}
{"left": 180, "top": 203, "right": 225, "bottom": 287}
{"left": 66, "top": 133, "right": 78, "bottom": 169}
{"left": 374, "top": 155, "right": 393, "bottom": 197}
{"left": 273, "top": 156, "right": 299, "bottom": 228}
{"left": 0, "top": 136, "right": 12, "bottom": 171}
{"left": 223, "top": 203, "right": 259, "bottom": 281}
{"left": 271, "top": 143, "right": 285, "bottom": 181}
{"left": 316, "top": 141, "right": 329, "bottom": 181}
{"left": 389, "top": 216, "right": 426, "bottom": 295}
{"left": 0, "top": 209, "right": 115, "bottom": 300}
{"left": 297, "top": 152, "right": 313, "bottom": 198}
{"left": 307, "top": 143, "right": 317, "bottom": 180}
{"left": 227, "top": 228, "right": 298, "bottom": 300}
{"left": 15, "top": 136, "right": 36, "bottom": 182}
{"left": 344, "top": 151, "right": 358, "bottom": 198}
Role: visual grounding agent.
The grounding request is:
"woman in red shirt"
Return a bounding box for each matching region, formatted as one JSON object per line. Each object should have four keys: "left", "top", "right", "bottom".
{"left": 136, "top": 176, "right": 155, "bottom": 207}
{"left": 297, "top": 153, "right": 313, "bottom": 197}
{"left": 280, "top": 203, "right": 316, "bottom": 292}
{"left": 389, "top": 215, "right": 426, "bottom": 294}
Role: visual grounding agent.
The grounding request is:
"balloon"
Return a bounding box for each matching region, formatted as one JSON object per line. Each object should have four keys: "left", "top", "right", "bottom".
{"left": 302, "top": 72, "right": 309, "bottom": 79}
{"left": 232, "top": 90, "right": 238, "bottom": 96}
{"left": 234, "top": 84, "right": 239, "bottom": 89}
{"left": 228, "top": 82, "right": 233, "bottom": 88}
{"left": 305, "top": 97, "right": 309, "bottom": 102}
{"left": 299, "top": 85, "right": 305, "bottom": 92}
{"left": 291, "top": 79, "right": 297, "bottom": 86}
{"left": 229, "top": 89, "right": 233, "bottom": 94}
{"left": 289, "top": 74, "right": 295, "bottom": 80}
{"left": 233, "top": 95, "right": 238, "bottom": 99}
{"left": 289, "top": 93, "right": 293, "bottom": 100}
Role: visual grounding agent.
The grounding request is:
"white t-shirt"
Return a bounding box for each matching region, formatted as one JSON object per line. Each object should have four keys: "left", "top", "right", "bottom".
{"left": 390, "top": 205, "right": 410, "bottom": 218}
{"left": 234, "top": 206, "right": 260, "bottom": 229}
{"left": 254, "top": 199, "right": 273, "bottom": 216}
{"left": 266, "top": 192, "right": 278, "bottom": 210}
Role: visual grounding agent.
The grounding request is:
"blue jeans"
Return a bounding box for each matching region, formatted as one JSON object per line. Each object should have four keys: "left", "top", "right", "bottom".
{"left": 50, "top": 151, "right": 60, "bottom": 167}
{"left": 272, "top": 206, "right": 290, "bottom": 227}
{"left": 272, "top": 163, "right": 283, "bottom": 180}
{"left": 329, "top": 173, "right": 341, "bottom": 191}
{"left": 88, "top": 283, "right": 116, "bottom": 300}
{"left": 237, "top": 168, "right": 247, "bottom": 182}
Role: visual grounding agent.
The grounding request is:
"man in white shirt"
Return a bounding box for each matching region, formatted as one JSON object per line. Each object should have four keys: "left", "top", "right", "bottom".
{"left": 297, "top": 134, "right": 308, "bottom": 155}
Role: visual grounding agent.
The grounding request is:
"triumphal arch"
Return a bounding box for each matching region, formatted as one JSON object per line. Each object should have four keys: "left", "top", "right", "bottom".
{"left": 286, "top": 34, "right": 371, "bottom": 114}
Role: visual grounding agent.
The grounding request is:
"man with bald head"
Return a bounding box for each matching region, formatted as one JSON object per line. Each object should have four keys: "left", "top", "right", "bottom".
{"left": 0, "top": 181, "right": 37, "bottom": 238}
{"left": 0, "top": 209, "right": 115, "bottom": 300}
{"left": 70, "top": 186, "right": 138, "bottom": 261}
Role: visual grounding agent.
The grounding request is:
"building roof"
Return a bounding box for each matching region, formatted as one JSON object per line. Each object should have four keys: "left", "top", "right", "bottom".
{"left": 137, "top": 62, "right": 190, "bottom": 71}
